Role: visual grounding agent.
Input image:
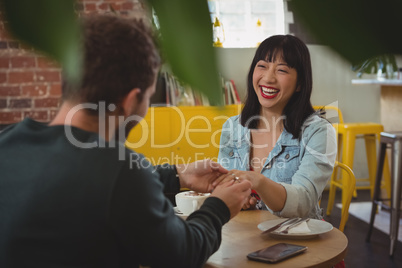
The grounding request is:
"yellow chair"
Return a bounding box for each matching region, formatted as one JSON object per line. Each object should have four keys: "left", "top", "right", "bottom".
{"left": 314, "top": 105, "right": 391, "bottom": 205}
{"left": 314, "top": 105, "right": 344, "bottom": 124}
{"left": 333, "top": 122, "right": 391, "bottom": 199}
{"left": 326, "top": 161, "right": 356, "bottom": 232}
{"left": 313, "top": 105, "right": 343, "bottom": 164}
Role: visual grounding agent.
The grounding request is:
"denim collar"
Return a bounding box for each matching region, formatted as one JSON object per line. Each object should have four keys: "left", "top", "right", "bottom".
{"left": 233, "top": 123, "right": 299, "bottom": 148}
{"left": 231, "top": 122, "right": 300, "bottom": 170}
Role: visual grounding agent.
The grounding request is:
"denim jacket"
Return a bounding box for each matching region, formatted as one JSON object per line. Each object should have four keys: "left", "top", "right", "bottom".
{"left": 218, "top": 114, "right": 337, "bottom": 219}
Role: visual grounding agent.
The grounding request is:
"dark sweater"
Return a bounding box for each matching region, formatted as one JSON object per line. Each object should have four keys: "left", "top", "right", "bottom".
{"left": 0, "top": 118, "right": 230, "bottom": 268}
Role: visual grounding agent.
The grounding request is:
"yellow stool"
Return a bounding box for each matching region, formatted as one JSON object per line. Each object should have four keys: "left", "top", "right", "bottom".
{"left": 314, "top": 105, "right": 344, "bottom": 125}
{"left": 313, "top": 105, "right": 391, "bottom": 217}
{"left": 332, "top": 122, "right": 392, "bottom": 200}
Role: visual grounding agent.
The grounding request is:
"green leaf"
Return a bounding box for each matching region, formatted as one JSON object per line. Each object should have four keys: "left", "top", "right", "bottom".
{"left": 148, "top": 0, "right": 222, "bottom": 105}
{"left": 1, "top": 0, "right": 82, "bottom": 83}
{"left": 289, "top": 0, "right": 402, "bottom": 65}
{"left": 351, "top": 54, "right": 397, "bottom": 77}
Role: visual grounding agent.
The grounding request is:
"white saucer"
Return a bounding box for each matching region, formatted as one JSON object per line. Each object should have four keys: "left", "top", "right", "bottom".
{"left": 258, "top": 218, "right": 333, "bottom": 239}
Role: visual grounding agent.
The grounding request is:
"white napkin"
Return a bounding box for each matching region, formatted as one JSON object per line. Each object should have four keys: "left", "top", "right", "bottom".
{"left": 277, "top": 220, "right": 311, "bottom": 234}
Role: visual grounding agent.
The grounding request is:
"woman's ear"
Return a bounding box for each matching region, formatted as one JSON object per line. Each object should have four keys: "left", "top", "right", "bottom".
{"left": 121, "top": 88, "right": 141, "bottom": 116}
{"left": 296, "top": 85, "right": 301, "bottom": 92}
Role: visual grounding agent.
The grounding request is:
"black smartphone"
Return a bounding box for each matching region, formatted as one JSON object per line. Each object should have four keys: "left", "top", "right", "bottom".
{"left": 247, "top": 243, "right": 307, "bottom": 263}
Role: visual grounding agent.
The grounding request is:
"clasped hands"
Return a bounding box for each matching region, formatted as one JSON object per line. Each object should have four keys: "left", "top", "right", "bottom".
{"left": 212, "top": 169, "right": 260, "bottom": 210}
{"left": 176, "top": 159, "right": 258, "bottom": 215}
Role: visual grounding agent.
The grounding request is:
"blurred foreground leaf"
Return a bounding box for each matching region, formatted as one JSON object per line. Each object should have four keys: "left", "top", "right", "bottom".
{"left": 1, "top": 0, "right": 82, "bottom": 83}
{"left": 148, "top": 0, "right": 222, "bottom": 105}
{"left": 289, "top": 0, "right": 402, "bottom": 64}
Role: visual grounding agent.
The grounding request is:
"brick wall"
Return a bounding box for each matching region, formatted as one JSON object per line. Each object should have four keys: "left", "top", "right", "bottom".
{"left": 0, "top": 0, "right": 146, "bottom": 126}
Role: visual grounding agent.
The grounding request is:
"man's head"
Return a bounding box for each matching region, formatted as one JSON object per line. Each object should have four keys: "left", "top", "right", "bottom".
{"left": 62, "top": 14, "right": 161, "bottom": 115}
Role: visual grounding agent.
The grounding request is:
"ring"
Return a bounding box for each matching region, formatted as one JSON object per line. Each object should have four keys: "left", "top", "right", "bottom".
{"left": 233, "top": 176, "right": 240, "bottom": 183}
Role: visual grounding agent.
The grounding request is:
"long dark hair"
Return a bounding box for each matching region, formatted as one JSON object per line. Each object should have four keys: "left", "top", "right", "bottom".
{"left": 240, "top": 34, "right": 314, "bottom": 139}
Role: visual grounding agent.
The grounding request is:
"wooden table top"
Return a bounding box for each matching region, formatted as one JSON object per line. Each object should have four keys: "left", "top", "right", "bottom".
{"left": 204, "top": 210, "right": 348, "bottom": 268}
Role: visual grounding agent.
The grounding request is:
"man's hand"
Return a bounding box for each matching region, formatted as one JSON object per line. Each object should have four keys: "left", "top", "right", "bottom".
{"left": 176, "top": 159, "right": 228, "bottom": 193}
{"left": 211, "top": 179, "right": 252, "bottom": 219}
{"left": 213, "top": 172, "right": 258, "bottom": 211}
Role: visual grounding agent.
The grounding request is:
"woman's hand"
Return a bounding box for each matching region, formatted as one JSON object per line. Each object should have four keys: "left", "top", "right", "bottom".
{"left": 242, "top": 195, "right": 258, "bottom": 210}
{"left": 212, "top": 170, "right": 263, "bottom": 211}
{"left": 213, "top": 169, "right": 287, "bottom": 213}
{"left": 212, "top": 169, "right": 264, "bottom": 190}
{"left": 176, "top": 159, "right": 228, "bottom": 193}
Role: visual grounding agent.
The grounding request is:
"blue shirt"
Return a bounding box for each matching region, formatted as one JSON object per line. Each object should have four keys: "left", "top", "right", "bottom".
{"left": 218, "top": 114, "right": 337, "bottom": 219}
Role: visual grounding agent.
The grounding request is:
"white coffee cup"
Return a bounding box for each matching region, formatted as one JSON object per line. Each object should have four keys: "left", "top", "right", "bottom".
{"left": 175, "top": 191, "right": 210, "bottom": 215}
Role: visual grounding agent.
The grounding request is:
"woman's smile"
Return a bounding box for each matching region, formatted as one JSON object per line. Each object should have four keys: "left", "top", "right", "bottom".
{"left": 253, "top": 58, "right": 298, "bottom": 112}
{"left": 260, "top": 85, "right": 280, "bottom": 99}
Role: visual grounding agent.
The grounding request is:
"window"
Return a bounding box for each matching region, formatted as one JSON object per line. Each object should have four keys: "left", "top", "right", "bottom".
{"left": 208, "top": 0, "right": 285, "bottom": 48}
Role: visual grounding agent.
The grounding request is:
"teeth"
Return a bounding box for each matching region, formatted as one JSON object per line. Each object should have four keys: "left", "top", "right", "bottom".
{"left": 261, "top": 87, "right": 279, "bottom": 95}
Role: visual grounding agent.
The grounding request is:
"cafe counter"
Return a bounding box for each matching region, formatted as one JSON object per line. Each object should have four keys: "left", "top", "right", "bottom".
{"left": 352, "top": 79, "right": 402, "bottom": 132}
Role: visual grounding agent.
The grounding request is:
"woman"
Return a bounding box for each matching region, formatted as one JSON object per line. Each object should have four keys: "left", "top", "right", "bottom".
{"left": 217, "top": 35, "right": 337, "bottom": 219}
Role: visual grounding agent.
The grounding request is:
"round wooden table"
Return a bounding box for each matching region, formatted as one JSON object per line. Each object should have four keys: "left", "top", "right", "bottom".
{"left": 204, "top": 210, "right": 348, "bottom": 268}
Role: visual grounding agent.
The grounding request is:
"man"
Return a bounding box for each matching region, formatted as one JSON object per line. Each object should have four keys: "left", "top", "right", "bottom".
{"left": 0, "top": 15, "right": 251, "bottom": 268}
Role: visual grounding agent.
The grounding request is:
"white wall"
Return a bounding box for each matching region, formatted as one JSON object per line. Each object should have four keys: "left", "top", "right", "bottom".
{"left": 215, "top": 47, "right": 255, "bottom": 101}
{"left": 216, "top": 45, "right": 382, "bottom": 180}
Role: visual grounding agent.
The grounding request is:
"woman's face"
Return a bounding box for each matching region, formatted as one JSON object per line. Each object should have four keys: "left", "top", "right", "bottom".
{"left": 252, "top": 56, "right": 299, "bottom": 114}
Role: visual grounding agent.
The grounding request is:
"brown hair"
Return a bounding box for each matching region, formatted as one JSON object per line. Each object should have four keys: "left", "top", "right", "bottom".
{"left": 62, "top": 14, "right": 161, "bottom": 109}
